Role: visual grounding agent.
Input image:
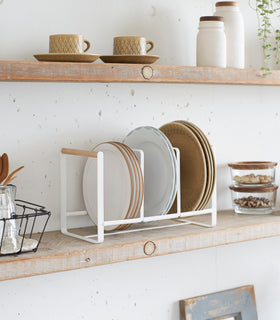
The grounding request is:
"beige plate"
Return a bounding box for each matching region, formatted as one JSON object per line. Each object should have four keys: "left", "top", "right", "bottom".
{"left": 99, "top": 55, "right": 159, "bottom": 64}
{"left": 105, "top": 142, "right": 134, "bottom": 232}
{"left": 121, "top": 144, "right": 144, "bottom": 219}
{"left": 188, "top": 122, "right": 215, "bottom": 210}
{"left": 159, "top": 122, "right": 207, "bottom": 212}
{"left": 33, "top": 53, "right": 100, "bottom": 63}
{"left": 111, "top": 142, "right": 138, "bottom": 231}
{"left": 114, "top": 143, "right": 144, "bottom": 231}
{"left": 177, "top": 121, "right": 215, "bottom": 210}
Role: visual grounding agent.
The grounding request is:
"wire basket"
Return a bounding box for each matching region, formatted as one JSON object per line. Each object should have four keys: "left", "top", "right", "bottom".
{"left": 0, "top": 200, "right": 51, "bottom": 256}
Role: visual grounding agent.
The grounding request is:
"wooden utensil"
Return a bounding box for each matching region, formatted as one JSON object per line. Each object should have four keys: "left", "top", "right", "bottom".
{"left": 0, "top": 153, "right": 9, "bottom": 184}
{"left": 3, "top": 176, "right": 17, "bottom": 186}
{"left": 3, "top": 166, "right": 24, "bottom": 186}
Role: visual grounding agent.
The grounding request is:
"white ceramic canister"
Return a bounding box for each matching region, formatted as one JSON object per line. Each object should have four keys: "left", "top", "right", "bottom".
{"left": 196, "top": 16, "right": 226, "bottom": 68}
{"left": 214, "top": 1, "right": 244, "bottom": 68}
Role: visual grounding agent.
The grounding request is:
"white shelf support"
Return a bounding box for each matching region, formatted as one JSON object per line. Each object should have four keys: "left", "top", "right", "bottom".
{"left": 60, "top": 148, "right": 105, "bottom": 244}
{"left": 60, "top": 146, "right": 217, "bottom": 244}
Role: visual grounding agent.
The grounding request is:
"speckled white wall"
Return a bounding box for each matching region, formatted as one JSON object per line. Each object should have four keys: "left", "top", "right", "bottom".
{"left": 2, "top": 237, "right": 280, "bottom": 320}
{"left": 0, "top": 0, "right": 270, "bottom": 229}
{"left": 2, "top": 82, "right": 280, "bottom": 230}
{"left": 0, "top": 0, "right": 279, "bottom": 319}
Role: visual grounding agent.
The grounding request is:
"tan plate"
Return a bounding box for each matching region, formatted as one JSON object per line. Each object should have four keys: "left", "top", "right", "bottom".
{"left": 177, "top": 121, "right": 215, "bottom": 210}
{"left": 115, "top": 143, "right": 144, "bottom": 231}
{"left": 159, "top": 122, "right": 207, "bottom": 212}
{"left": 111, "top": 142, "right": 140, "bottom": 231}
{"left": 187, "top": 122, "right": 215, "bottom": 209}
{"left": 106, "top": 142, "right": 134, "bottom": 232}
{"left": 99, "top": 55, "right": 159, "bottom": 64}
{"left": 176, "top": 121, "right": 212, "bottom": 210}
{"left": 33, "top": 53, "right": 100, "bottom": 63}
{"left": 121, "top": 144, "right": 143, "bottom": 219}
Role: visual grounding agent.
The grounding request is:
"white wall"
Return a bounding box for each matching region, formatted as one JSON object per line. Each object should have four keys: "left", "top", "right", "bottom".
{"left": 0, "top": 0, "right": 279, "bottom": 319}
{"left": 2, "top": 237, "right": 280, "bottom": 320}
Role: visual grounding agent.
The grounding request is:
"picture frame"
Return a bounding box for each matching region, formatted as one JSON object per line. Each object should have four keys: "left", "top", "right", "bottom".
{"left": 180, "top": 285, "right": 258, "bottom": 320}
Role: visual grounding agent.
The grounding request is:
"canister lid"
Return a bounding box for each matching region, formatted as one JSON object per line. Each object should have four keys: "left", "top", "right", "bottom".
{"left": 229, "top": 185, "right": 278, "bottom": 193}
{"left": 228, "top": 161, "right": 277, "bottom": 169}
{"left": 200, "top": 16, "right": 224, "bottom": 22}
{"left": 216, "top": 1, "right": 239, "bottom": 6}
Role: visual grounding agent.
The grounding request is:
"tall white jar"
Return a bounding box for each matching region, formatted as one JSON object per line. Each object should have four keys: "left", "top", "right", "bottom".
{"left": 196, "top": 16, "right": 226, "bottom": 68}
{"left": 214, "top": 1, "right": 245, "bottom": 68}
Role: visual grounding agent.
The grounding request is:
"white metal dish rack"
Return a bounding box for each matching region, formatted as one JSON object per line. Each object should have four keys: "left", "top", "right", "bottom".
{"left": 60, "top": 147, "right": 217, "bottom": 244}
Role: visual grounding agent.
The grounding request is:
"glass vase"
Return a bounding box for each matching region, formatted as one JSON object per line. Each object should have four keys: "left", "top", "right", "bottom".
{"left": 0, "top": 185, "right": 19, "bottom": 254}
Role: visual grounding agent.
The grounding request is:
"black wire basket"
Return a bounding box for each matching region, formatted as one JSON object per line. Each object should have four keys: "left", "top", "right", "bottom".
{"left": 0, "top": 200, "right": 51, "bottom": 256}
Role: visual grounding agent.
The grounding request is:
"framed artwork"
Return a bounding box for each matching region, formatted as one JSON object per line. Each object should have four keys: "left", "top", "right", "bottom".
{"left": 180, "top": 285, "right": 258, "bottom": 320}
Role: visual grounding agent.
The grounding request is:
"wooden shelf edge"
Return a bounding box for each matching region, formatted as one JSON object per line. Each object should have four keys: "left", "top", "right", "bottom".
{"left": 0, "top": 60, "right": 279, "bottom": 85}
{"left": 1, "top": 211, "right": 280, "bottom": 281}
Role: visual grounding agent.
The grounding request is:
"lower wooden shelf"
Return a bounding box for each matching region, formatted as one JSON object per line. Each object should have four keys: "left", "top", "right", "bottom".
{"left": 1, "top": 210, "right": 280, "bottom": 281}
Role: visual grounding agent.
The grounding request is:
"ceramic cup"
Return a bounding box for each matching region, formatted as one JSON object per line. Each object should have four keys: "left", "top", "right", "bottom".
{"left": 113, "top": 36, "right": 154, "bottom": 55}
{"left": 49, "top": 34, "right": 91, "bottom": 54}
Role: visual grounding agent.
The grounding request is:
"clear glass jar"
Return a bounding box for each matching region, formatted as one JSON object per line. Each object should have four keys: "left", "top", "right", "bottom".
{"left": 196, "top": 16, "right": 226, "bottom": 68}
{"left": 228, "top": 162, "right": 277, "bottom": 187}
{"left": 229, "top": 185, "right": 278, "bottom": 214}
{"left": 0, "top": 185, "right": 19, "bottom": 254}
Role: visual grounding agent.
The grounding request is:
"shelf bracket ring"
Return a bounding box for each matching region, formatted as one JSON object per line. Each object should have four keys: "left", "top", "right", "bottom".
{"left": 142, "top": 66, "right": 154, "bottom": 80}
{"left": 143, "top": 241, "right": 156, "bottom": 255}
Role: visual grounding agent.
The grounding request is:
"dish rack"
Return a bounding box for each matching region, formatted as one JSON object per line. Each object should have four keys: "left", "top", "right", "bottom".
{"left": 0, "top": 200, "right": 51, "bottom": 256}
{"left": 60, "top": 147, "right": 217, "bottom": 244}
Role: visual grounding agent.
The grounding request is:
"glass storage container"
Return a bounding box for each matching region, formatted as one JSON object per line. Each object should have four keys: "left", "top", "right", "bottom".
{"left": 228, "top": 162, "right": 277, "bottom": 187}
{"left": 229, "top": 185, "right": 278, "bottom": 214}
{"left": 0, "top": 185, "right": 19, "bottom": 254}
{"left": 214, "top": 1, "right": 245, "bottom": 68}
{"left": 196, "top": 16, "right": 226, "bottom": 68}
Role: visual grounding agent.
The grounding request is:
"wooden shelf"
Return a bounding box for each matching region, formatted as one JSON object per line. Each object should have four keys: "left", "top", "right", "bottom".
{"left": 0, "top": 60, "right": 280, "bottom": 85}
{"left": 1, "top": 211, "right": 280, "bottom": 281}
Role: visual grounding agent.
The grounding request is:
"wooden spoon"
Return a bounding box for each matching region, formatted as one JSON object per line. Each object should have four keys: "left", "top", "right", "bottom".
{"left": 0, "top": 156, "right": 2, "bottom": 177}
{"left": 0, "top": 153, "right": 9, "bottom": 184}
{"left": 3, "top": 176, "right": 17, "bottom": 186}
{"left": 3, "top": 166, "right": 24, "bottom": 186}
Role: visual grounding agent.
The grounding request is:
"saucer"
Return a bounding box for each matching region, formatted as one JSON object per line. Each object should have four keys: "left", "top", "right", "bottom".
{"left": 99, "top": 55, "right": 159, "bottom": 64}
{"left": 33, "top": 53, "right": 100, "bottom": 63}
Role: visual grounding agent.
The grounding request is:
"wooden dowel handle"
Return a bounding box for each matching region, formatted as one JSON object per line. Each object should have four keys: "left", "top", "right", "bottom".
{"left": 61, "top": 148, "right": 98, "bottom": 158}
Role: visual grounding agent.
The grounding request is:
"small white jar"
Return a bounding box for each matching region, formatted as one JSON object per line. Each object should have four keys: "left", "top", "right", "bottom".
{"left": 196, "top": 16, "right": 226, "bottom": 68}
{"left": 214, "top": 1, "right": 245, "bottom": 68}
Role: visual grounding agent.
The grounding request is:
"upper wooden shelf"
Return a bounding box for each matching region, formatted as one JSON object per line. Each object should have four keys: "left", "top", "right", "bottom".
{"left": 1, "top": 210, "right": 280, "bottom": 281}
{"left": 0, "top": 60, "right": 280, "bottom": 85}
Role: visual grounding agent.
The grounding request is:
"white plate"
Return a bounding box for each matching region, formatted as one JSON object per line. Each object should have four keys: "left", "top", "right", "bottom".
{"left": 83, "top": 143, "right": 133, "bottom": 231}
{"left": 123, "top": 126, "right": 176, "bottom": 216}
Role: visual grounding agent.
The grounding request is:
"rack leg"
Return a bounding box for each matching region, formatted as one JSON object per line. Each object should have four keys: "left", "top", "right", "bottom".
{"left": 211, "top": 179, "right": 217, "bottom": 226}
{"left": 173, "top": 148, "right": 181, "bottom": 214}
{"left": 60, "top": 154, "right": 67, "bottom": 234}
{"left": 97, "top": 152, "right": 104, "bottom": 243}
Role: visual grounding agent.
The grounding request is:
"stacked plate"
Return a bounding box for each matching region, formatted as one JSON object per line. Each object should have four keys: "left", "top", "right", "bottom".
{"left": 159, "top": 121, "right": 215, "bottom": 212}
{"left": 83, "top": 142, "right": 143, "bottom": 231}
{"left": 123, "top": 126, "right": 177, "bottom": 217}
{"left": 82, "top": 122, "right": 215, "bottom": 231}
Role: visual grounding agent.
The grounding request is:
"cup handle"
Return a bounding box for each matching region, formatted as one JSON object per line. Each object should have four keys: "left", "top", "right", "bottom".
{"left": 84, "top": 40, "right": 91, "bottom": 53}
{"left": 146, "top": 41, "right": 154, "bottom": 53}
